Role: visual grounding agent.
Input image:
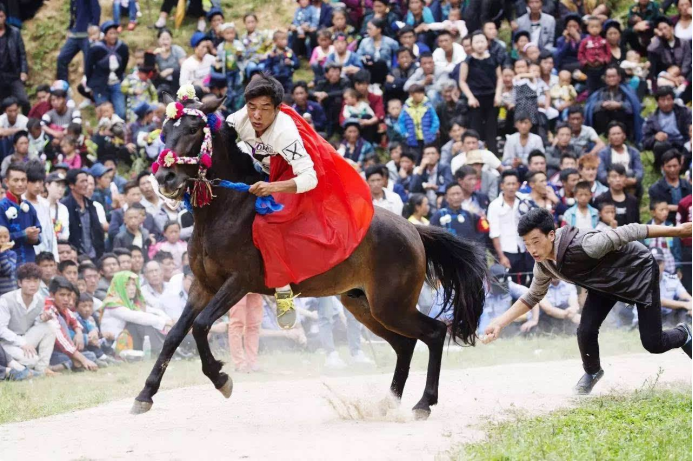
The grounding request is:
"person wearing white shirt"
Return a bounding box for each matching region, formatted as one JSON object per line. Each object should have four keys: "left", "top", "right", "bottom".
{"left": 487, "top": 170, "right": 533, "bottom": 284}
{"left": 449, "top": 130, "right": 503, "bottom": 175}
{"left": 179, "top": 34, "right": 216, "bottom": 88}
{"left": 367, "top": 166, "right": 404, "bottom": 215}
{"left": 432, "top": 31, "right": 466, "bottom": 75}
{"left": 0, "top": 98, "right": 28, "bottom": 139}
{"left": 24, "top": 169, "right": 58, "bottom": 260}
{"left": 46, "top": 173, "right": 70, "bottom": 242}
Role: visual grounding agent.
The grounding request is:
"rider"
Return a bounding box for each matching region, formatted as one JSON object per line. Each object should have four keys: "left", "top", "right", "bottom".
{"left": 226, "top": 74, "right": 373, "bottom": 330}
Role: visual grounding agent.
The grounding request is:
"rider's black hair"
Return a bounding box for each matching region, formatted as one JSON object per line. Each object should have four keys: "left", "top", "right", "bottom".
{"left": 244, "top": 73, "right": 284, "bottom": 107}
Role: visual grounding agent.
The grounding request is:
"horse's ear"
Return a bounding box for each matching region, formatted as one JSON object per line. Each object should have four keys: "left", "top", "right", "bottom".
{"left": 162, "top": 92, "right": 175, "bottom": 105}
{"left": 200, "top": 96, "right": 225, "bottom": 115}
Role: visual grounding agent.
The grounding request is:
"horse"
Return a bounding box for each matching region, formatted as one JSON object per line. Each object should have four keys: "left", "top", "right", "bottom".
{"left": 131, "top": 94, "right": 487, "bottom": 420}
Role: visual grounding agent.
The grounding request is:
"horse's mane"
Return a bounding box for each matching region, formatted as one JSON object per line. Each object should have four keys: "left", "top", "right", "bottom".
{"left": 211, "top": 119, "right": 264, "bottom": 185}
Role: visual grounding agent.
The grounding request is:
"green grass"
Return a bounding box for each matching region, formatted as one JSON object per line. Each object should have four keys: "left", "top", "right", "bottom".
{"left": 0, "top": 330, "right": 642, "bottom": 425}
{"left": 448, "top": 385, "right": 692, "bottom": 461}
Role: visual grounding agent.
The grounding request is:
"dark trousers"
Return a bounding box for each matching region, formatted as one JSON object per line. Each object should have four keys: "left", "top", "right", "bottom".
{"left": 0, "top": 79, "right": 30, "bottom": 115}
{"left": 682, "top": 246, "right": 692, "bottom": 294}
{"left": 592, "top": 109, "right": 630, "bottom": 138}
{"left": 469, "top": 94, "right": 499, "bottom": 155}
{"left": 577, "top": 269, "right": 689, "bottom": 375}
{"left": 57, "top": 37, "right": 90, "bottom": 82}
{"left": 584, "top": 66, "right": 605, "bottom": 94}
{"left": 160, "top": 0, "right": 203, "bottom": 17}
{"left": 652, "top": 141, "right": 687, "bottom": 171}
{"left": 504, "top": 251, "right": 534, "bottom": 286}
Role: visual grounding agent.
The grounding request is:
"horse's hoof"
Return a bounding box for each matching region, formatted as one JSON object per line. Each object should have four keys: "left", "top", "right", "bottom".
{"left": 412, "top": 407, "right": 431, "bottom": 421}
{"left": 130, "top": 400, "right": 153, "bottom": 415}
{"left": 218, "top": 378, "right": 233, "bottom": 399}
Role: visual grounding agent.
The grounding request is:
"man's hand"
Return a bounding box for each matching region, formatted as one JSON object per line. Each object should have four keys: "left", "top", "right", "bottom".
{"left": 249, "top": 181, "right": 275, "bottom": 197}
{"left": 655, "top": 131, "right": 669, "bottom": 142}
{"left": 512, "top": 157, "right": 523, "bottom": 169}
{"left": 103, "top": 331, "right": 115, "bottom": 341}
{"left": 520, "top": 319, "right": 538, "bottom": 333}
{"left": 467, "top": 96, "right": 480, "bottom": 108}
{"left": 676, "top": 222, "right": 692, "bottom": 238}
{"left": 0, "top": 241, "right": 14, "bottom": 253}
{"left": 40, "top": 310, "right": 54, "bottom": 322}
{"left": 386, "top": 75, "right": 395, "bottom": 84}
{"left": 73, "top": 332, "right": 85, "bottom": 351}
{"left": 80, "top": 356, "right": 98, "bottom": 371}
{"left": 21, "top": 344, "right": 37, "bottom": 357}
{"left": 498, "top": 254, "right": 511, "bottom": 269}
{"left": 25, "top": 227, "right": 40, "bottom": 243}
{"left": 481, "top": 321, "right": 503, "bottom": 344}
{"left": 20, "top": 73, "right": 28, "bottom": 82}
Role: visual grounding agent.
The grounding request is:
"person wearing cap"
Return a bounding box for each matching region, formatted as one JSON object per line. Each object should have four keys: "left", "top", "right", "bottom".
{"left": 484, "top": 207, "right": 693, "bottom": 395}
{"left": 127, "top": 102, "right": 156, "bottom": 146}
{"left": 45, "top": 172, "right": 70, "bottom": 242}
{"left": 180, "top": 32, "right": 215, "bottom": 90}
{"left": 89, "top": 163, "right": 116, "bottom": 220}
{"left": 460, "top": 149, "right": 499, "bottom": 201}
{"left": 204, "top": 8, "right": 225, "bottom": 48}
{"left": 651, "top": 247, "right": 692, "bottom": 327}
{"left": 121, "top": 52, "right": 157, "bottom": 123}
{"left": 86, "top": 21, "right": 129, "bottom": 120}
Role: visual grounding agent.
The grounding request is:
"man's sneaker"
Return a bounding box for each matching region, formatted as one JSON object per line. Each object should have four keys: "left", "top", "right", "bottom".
{"left": 95, "top": 358, "right": 109, "bottom": 368}
{"left": 574, "top": 369, "right": 605, "bottom": 395}
{"left": 351, "top": 350, "right": 374, "bottom": 365}
{"left": 325, "top": 351, "right": 347, "bottom": 369}
{"left": 6, "top": 368, "right": 29, "bottom": 381}
{"left": 275, "top": 290, "right": 298, "bottom": 330}
{"left": 677, "top": 323, "right": 692, "bottom": 358}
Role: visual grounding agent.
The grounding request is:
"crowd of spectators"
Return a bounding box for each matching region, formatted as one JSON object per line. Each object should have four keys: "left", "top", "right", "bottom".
{"left": 0, "top": 0, "right": 692, "bottom": 380}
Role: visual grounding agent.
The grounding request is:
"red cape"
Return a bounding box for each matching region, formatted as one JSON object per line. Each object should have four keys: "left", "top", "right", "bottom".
{"left": 252, "top": 105, "right": 374, "bottom": 288}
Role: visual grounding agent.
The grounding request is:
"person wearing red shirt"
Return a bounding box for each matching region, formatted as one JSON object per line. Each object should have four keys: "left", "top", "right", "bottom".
{"left": 578, "top": 16, "right": 611, "bottom": 93}
{"left": 677, "top": 194, "right": 692, "bottom": 292}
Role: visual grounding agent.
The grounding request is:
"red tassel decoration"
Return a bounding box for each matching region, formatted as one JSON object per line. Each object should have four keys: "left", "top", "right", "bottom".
{"left": 190, "top": 179, "right": 215, "bottom": 207}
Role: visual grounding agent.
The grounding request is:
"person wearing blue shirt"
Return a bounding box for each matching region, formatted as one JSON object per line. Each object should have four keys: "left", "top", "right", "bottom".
{"left": 289, "top": 0, "right": 319, "bottom": 58}
{"left": 411, "top": 145, "right": 452, "bottom": 213}
{"left": 0, "top": 164, "right": 41, "bottom": 265}
{"left": 56, "top": 0, "right": 101, "bottom": 82}
{"left": 291, "top": 82, "right": 327, "bottom": 134}
{"left": 539, "top": 278, "right": 581, "bottom": 334}
{"left": 430, "top": 183, "right": 488, "bottom": 245}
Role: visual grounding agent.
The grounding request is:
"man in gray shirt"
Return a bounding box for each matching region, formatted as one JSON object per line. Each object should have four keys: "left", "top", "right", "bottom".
{"left": 483, "top": 208, "right": 692, "bottom": 394}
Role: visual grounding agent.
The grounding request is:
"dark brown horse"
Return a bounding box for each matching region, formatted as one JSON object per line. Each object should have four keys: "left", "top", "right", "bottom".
{"left": 131, "top": 95, "right": 486, "bottom": 419}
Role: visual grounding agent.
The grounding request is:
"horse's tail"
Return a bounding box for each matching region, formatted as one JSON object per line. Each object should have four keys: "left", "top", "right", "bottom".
{"left": 416, "top": 226, "right": 487, "bottom": 346}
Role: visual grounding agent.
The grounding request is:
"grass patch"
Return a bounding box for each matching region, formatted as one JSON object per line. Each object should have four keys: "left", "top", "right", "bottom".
{"left": 449, "top": 386, "right": 692, "bottom": 461}
{"left": 0, "top": 330, "right": 642, "bottom": 425}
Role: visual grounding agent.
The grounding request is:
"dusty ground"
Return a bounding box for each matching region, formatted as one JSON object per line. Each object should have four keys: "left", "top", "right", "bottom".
{"left": 0, "top": 352, "right": 689, "bottom": 460}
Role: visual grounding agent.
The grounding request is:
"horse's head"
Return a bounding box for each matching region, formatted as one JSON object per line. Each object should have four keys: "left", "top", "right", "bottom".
{"left": 155, "top": 92, "right": 224, "bottom": 201}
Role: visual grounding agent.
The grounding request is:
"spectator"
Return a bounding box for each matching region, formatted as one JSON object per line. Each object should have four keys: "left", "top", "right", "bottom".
{"left": 458, "top": 32, "right": 502, "bottom": 154}
{"left": 649, "top": 149, "right": 693, "bottom": 223}
{"left": 227, "top": 294, "right": 264, "bottom": 372}
{"left": 148, "top": 221, "right": 186, "bottom": 272}
{"left": 1, "top": 131, "right": 38, "bottom": 178}
{"left": 240, "top": 13, "right": 273, "bottom": 79}
{"left": 180, "top": 32, "right": 215, "bottom": 90}
{"left": 85, "top": 173, "right": 110, "bottom": 234}
{"left": 396, "top": 25, "right": 430, "bottom": 60}
{"left": 432, "top": 30, "right": 466, "bottom": 75}
{"left": 291, "top": 82, "right": 327, "bottom": 134}
{"left": 454, "top": 165, "right": 489, "bottom": 217}
{"left": 0, "top": 97, "right": 28, "bottom": 155}
{"left": 129, "top": 246, "right": 145, "bottom": 275}
{"left": 553, "top": 13, "right": 583, "bottom": 72}
{"left": 203, "top": 8, "right": 225, "bottom": 48}
{"left": 288, "top": 0, "right": 318, "bottom": 58}
{"left": 577, "top": 153, "right": 608, "bottom": 199}
{"left": 78, "top": 263, "right": 101, "bottom": 304}
{"left": 482, "top": 21, "right": 508, "bottom": 67}
{"left": 596, "top": 121, "right": 643, "bottom": 199}
{"left": 265, "top": 29, "right": 300, "bottom": 92}
{"left": 562, "top": 181, "right": 599, "bottom": 229}
{"left": 648, "top": 16, "right": 692, "bottom": 83}
{"left": 384, "top": 99, "right": 404, "bottom": 144}
{"left": 341, "top": 89, "right": 376, "bottom": 126}
{"left": 502, "top": 116, "right": 545, "bottom": 168}
{"left": 0, "top": 163, "right": 41, "bottom": 264}
{"left": 357, "top": 18, "right": 399, "bottom": 83}
{"left": 397, "top": 84, "right": 440, "bottom": 157}
{"left": 0, "top": 5, "right": 29, "bottom": 115}
{"left": 108, "top": 180, "right": 159, "bottom": 245}
{"left": 411, "top": 145, "right": 452, "bottom": 211}
{"left": 312, "top": 63, "right": 349, "bottom": 136}
{"left": 578, "top": 16, "right": 611, "bottom": 93}
{"left": 404, "top": 51, "right": 448, "bottom": 105}
{"left": 624, "top": 0, "right": 661, "bottom": 54}
{"left": 99, "top": 271, "right": 172, "bottom": 355}
{"left": 449, "top": 130, "right": 503, "bottom": 175}
{"left": 36, "top": 252, "right": 57, "bottom": 298}
{"left": 538, "top": 278, "right": 581, "bottom": 334}
{"left": 653, "top": 248, "right": 692, "bottom": 327}
{"left": 0, "top": 263, "right": 53, "bottom": 373}
{"left": 549, "top": 70, "right": 578, "bottom": 120}
{"left": 94, "top": 252, "right": 119, "bottom": 300}
{"left": 360, "top": 0, "right": 398, "bottom": 38}
{"left": 478, "top": 263, "right": 538, "bottom": 336}
{"left": 58, "top": 260, "right": 79, "bottom": 285}
{"left": 463, "top": 150, "right": 499, "bottom": 201}
{"left": 86, "top": 21, "right": 129, "bottom": 120}
{"left": 0, "top": 226, "right": 17, "bottom": 295}
{"left": 546, "top": 124, "right": 580, "bottom": 177}
{"left": 337, "top": 120, "right": 374, "bottom": 165}
{"left": 56, "top": 0, "right": 101, "bottom": 82}
{"left": 74, "top": 292, "right": 113, "bottom": 366}
{"left": 62, "top": 169, "right": 105, "bottom": 260}
{"left": 40, "top": 90, "right": 82, "bottom": 141}
{"left": 677, "top": 193, "right": 692, "bottom": 292}
{"left": 114, "top": 248, "right": 132, "bottom": 272}
{"left": 153, "top": 28, "right": 186, "bottom": 96}
{"left": 567, "top": 106, "right": 605, "bottom": 156}
{"left": 44, "top": 276, "right": 98, "bottom": 372}
{"left": 120, "top": 53, "right": 158, "bottom": 123}
{"left": 585, "top": 65, "right": 642, "bottom": 141}
{"left": 404, "top": 192, "right": 430, "bottom": 225}
{"left": 431, "top": 183, "right": 488, "bottom": 243}
{"left": 367, "top": 165, "right": 403, "bottom": 215}
{"left": 141, "top": 260, "right": 167, "bottom": 309}
{"left": 548, "top": 152, "right": 578, "bottom": 187}
{"left": 488, "top": 170, "right": 533, "bottom": 282}
{"left": 642, "top": 87, "right": 692, "bottom": 170}
{"left": 113, "top": 0, "right": 138, "bottom": 31}
{"left": 324, "top": 32, "right": 363, "bottom": 79}
{"left": 435, "top": 84, "right": 467, "bottom": 146}
{"left": 596, "top": 200, "right": 618, "bottom": 231}
{"left": 554, "top": 167, "right": 580, "bottom": 220}
{"left": 24, "top": 162, "right": 57, "bottom": 260}
{"left": 154, "top": 250, "right": 176, "bottom": 283}
{"left": 308, "top": 29, "right": 334, "bottom": 79}
{"left": 56, "top": 242, "right": 78, "bottom": 263}
{"left": 516, "top": 0, "right": 556, "bottom": 52}
{"left": 137, "top": 172, "right": 162, "bottom": 219}
{"left": 113, "top": 205, "right": 151, "bottom": 255}
{"left": 524, "top": 170, "right": 558, "bottom": 216}
{"left": 645, "top": 199, "right": 682, "bottom": 274}
{"left": 594, "top": 164, "right": 640, "bottom": 226}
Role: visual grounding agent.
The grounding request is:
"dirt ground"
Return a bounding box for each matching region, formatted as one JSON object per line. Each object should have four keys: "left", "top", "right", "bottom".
{"left": 0, "top": 352, "right": 689, "bottom": 461}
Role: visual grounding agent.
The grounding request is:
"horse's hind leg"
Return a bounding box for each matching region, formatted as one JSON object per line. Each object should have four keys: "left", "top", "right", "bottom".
{"left": 191, "top": 278, "right": 247, "bottom": 394}
{"left": 340, "top": 293, "right": 417, "bottom": 401}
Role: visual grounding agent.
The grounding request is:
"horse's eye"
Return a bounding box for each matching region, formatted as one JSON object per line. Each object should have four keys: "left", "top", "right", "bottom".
{"left": 189, "top": 127, "right": 198, "bottom": 135}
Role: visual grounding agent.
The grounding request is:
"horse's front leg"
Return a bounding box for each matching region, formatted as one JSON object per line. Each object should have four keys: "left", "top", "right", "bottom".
{"left": 191, "top": 277, "right": 247, "bottom": 396}
{"left": 131, "top": 302, "right": 200, "bottom": 414}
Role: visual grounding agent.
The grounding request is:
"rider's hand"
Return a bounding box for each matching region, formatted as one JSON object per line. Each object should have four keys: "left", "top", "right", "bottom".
{"left": 249, "top": 181, "right": 275, "bottom": 197}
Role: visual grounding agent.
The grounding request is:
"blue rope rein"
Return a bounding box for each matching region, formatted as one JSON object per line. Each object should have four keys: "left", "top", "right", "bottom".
{"left": 183, "top": 180, "right": 284, "bottom": 216}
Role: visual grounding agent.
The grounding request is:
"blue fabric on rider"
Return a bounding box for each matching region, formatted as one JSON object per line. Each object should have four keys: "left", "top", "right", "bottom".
{"left": 216, "top": 180, "right": 283, "bottom": 215}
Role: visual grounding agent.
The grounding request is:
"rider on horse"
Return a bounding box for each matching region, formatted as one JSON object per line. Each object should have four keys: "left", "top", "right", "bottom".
{"left": 227, "top": 74, "right": 373, "bottom": 329}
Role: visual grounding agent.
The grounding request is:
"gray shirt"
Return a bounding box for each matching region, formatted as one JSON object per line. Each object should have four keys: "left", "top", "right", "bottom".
{"left": 520, "top": 223, "right": 649, "bottom": 308}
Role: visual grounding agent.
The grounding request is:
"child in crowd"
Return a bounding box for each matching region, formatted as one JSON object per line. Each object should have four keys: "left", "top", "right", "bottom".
{"left": 112, "top": 0, "right": 139, "bottom": 31}
{"left": 0, "top": 226, "right": 17, "bottom": 296}
{"left": 121, "top": 53, "right": 158, "bottom": 122}
{"left": 656, "top": 65, "right": 689, "bottom": 102}
{"left": 328, "top": 9, "right": 358, "bottom": 51}
{"left": 26, "top": 118, "right": 50, "bottom": 160}
{"left": 550, "top": 70, "right": 578, "bottom": 119}
{"left": 398, "top": 84, "right": 440, "bottom": 157}
{"left": 57, "top": 136, "right": 82, "bottom": 170}
{"left": 644, "top": 199, "right": 682, "bottom": 274}
{"left": 512, "top": 59, "right": 542, "bottom": 130}
{"left": 620, "top": 50, "right": 649, "bottom": 93}
{"left": 309, "top": 29, "right": 334, "bottom": 78}
{"left": 113, "top": 206, "right": 151, "bottom": 255}
{"left": 342, "top": 88, "right": 376, "bottom": 121}
{"left": 289, "top": 0, "right": 318, "bottom": 58}
{"left": 426, "top": 7, "right": 468, "bottom": 41}
{"left": 498, "top": 66, "right": 515, "bottom": 130}
{"left": 578, "top": 16, "right": 611, "bottom": 93}
{"left": 76, "top": 293, "right": 116, "bottom": 362}
{"left": 561, "top": 181, "right": 598, "bottom": 229}
{"left": 216, "top": 23, "right": 246, "bottom": 111}
{"left": 148, "top": 221, "right": 187, "bottom": 273}
{"left": 265, "top": 29, "right": 300, "bottom": 92}
{"left": 596, "top": 201, "right": 617, "bottom": 231}
{"left": 385, "top": 99, "right": 404, "bottom": 143}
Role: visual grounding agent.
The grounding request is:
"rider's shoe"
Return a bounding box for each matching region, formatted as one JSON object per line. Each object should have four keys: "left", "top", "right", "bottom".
{"left": 677, "top": 323, "right": 692, "bottom": 358}
{"left": 574, "top": 369, "right": 604, "bottom": 395}
{"left": 275, "top": 289, "right": 298, "bottom": 330}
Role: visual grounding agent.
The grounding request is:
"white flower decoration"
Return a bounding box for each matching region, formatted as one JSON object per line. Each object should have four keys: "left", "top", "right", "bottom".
{"left": 20, "top": 202, "right": 29, "bottom": 213}
{"left": 5, "top": 207, "right": 17, "bottom": 220}
{"left": 440, "top": 214, "right": 452, "bottom": 225}
{"left": 176, "top": 84, "right": 197, "bottom": 101}
{"left": 457, "top": 214, "right": 465, "bottom": 223}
